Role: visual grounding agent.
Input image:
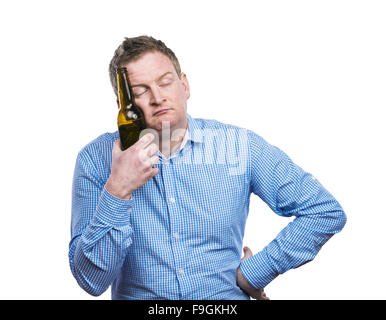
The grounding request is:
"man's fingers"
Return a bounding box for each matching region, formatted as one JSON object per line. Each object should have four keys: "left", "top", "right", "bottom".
{"left": 151, "top": 167, "right": 159, "bottom": 177}
{"left": 148, "top": 155, "right": 160, "bottom": 167}
{"left": 112, "top": 139, "right": 125, "bottom": 156}
{"left": 241, "top": 246, "right": 253, "bottom": 261}
{"left": 145, "top": 155, "right": 159, "bottom": 168}
{"left": 113, "top": 139, "right": 122, "bottom": 151}
{"left": 145, "top": 143, "right": 159, "bottom": 157}
{"left": 144, "top": 167, "right": 160, "bottom": 182}
{"left": 133, "top": 133, "right": 154, "bottom": 150}
{"left": 257, "top": 289, "right": 270, "bottom": 300}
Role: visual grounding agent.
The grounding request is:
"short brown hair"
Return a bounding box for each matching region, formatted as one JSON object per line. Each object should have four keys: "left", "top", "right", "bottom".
{"left": 109, "top": 35, "right": 182, "bottom": 98}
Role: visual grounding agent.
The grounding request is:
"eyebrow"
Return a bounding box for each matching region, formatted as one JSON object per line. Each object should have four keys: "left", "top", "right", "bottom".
{"left": 131, "top": 71, "right": 174, "bottom": 88}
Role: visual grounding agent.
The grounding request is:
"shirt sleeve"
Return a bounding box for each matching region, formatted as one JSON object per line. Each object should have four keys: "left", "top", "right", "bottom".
{"left": 68, "top": 148, "right": 134, "bottom": 296}
{"left": 239, "top": 131, "right": 347, "bottom": 289}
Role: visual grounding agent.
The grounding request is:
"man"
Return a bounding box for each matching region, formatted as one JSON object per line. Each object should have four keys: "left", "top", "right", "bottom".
{"left": 69, "top": 36, "right": 346, "bottom": 300}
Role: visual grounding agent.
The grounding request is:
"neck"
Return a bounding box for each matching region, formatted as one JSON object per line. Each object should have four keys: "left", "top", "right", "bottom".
{"left": 158, "top": 121, "right": 188, "bottom": 158}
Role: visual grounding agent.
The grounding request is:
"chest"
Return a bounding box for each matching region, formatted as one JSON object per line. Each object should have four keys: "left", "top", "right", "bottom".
{"left": 130, "top": 162, "right": 250, "bottom": 245}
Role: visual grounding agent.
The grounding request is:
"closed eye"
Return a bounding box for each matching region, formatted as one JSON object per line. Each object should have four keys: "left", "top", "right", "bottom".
{"left": 158, "top": 78, "right": 173, "bottom": 86}
{"left": 133, "top": 86, "right": 148, "bottom": 97}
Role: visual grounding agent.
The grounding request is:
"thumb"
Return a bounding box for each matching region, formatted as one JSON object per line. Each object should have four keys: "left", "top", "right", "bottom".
{"left": 113, "top": 139, "right": 122, "bottom": 153}
{"left": 241, "top": 246, "right": 253, "bottom": 261}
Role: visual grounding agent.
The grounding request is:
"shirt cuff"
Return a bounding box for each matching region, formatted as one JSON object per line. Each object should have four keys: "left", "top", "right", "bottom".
{"left": 239, "top": 250, "right": 279, "bottom": 289}
{"left": 93, "top": 186, "right": 134, "bottom": 227}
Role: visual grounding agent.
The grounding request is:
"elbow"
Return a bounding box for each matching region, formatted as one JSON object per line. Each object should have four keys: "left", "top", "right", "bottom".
{"left": 336, "top": 208, "right": 347, "bottom": 233}
{"left": 326, "top": 205, "right": 347, "bottom": 235}
{"left": 70, "top": 264, "right": 110, "bottom": 297}
{"left": 331, "top": 196, "right": 347, "bottom": 233}
{"left": 308, "top": 204, "right": 347, "bottom": 236}
{"left": 76, "top": 273, "right": 110, "bottom": 297}
{"left": 69, "top": 240, "right": 114, "bottom": 298}
{"left": 84, "top": 285, "right": 107, "bottom": 297}
{"left": 317, "top": 196, "right": 347, "bottom": 235}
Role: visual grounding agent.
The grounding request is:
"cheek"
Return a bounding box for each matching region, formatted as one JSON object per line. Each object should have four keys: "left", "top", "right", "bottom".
{"left": 143, "top": 108, "right": 153, "bottom": 119}
{"left": 174, "top": 87, "right": 188, "bottom": 105}
{"left": 136, "top": 102, "right": 152, "bottom": 118}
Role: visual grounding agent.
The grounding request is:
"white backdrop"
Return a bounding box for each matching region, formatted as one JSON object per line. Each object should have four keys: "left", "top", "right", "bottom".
{"left": 0, "top": 0, "right": 385, "bottom": 299}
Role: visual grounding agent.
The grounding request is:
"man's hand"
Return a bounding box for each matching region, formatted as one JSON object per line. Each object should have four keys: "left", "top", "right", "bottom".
{"left": 105, "top": 133, "right": 159, "bottom": 200}
{"left": 236, "top": 246, "right": 269, "bottom": 300}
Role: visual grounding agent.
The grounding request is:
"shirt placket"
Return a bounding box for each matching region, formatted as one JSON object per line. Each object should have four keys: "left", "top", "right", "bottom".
{"left": 160, "top": 156, "right": 187, "bottom": 298}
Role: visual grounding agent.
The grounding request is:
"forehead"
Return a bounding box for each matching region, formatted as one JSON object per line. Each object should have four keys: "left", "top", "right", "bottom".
{"left": 123, "top": 51, "right": 175, "bottom": 84}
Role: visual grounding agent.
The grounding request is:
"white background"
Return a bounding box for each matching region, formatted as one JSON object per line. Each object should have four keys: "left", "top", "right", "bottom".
{"left": 0, "top": 0, "right": 385, "bottom": 300}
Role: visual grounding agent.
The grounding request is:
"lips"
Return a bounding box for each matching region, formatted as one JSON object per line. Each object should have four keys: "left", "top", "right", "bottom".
{"left": 153, "top": 108, "right": 171, "bottom": 117}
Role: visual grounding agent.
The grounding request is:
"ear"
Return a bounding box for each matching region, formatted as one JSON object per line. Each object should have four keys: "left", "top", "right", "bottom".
{"left": 180, "top": 72, "right": 190, "bottom": 100}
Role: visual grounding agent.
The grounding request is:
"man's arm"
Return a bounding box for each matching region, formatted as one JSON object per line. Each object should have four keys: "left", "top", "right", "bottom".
{"left": 69, "top": 148, "right": 134, "bottom": 296}
{"left": 237, "top": 247, "right": 269, "bottom": 300}
{"left": 238, "top": 131, "right": 347, "bottom": 291}
{"left": 69, "top": 134, "right": 159, "bottom": 296}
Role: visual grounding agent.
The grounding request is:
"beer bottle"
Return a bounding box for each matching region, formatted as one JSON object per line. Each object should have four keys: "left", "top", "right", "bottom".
{"left": 116, "top": 67, "right": 146, "bottom": 150}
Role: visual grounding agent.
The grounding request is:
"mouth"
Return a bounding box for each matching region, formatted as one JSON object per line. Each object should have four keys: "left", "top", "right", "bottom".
{"left": 153, "top": 108, "right": 171, "bottom": 117}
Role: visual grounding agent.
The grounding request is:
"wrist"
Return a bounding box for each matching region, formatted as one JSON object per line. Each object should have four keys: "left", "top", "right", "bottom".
{"left": 94, "top": 186, "right": 134, "bottom": 228}
{"left": 239, "top": 251, "right": 278, "bottom": 289}
{"left": 105, "top": 177, "right": 132, "bottom": 200}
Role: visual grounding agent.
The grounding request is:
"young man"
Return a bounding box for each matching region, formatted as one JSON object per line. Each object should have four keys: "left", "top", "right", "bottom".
{"left": 69, "top": 36, "right": 346, "bottom": 300}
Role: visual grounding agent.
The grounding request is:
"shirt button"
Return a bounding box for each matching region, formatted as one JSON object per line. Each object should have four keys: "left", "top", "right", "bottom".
{"left": 170, "top": 197, "right": 176, "bottom": 203}
{"left": 178, "top": 269, "right": 184, "bottom": 275}
{"left": 173, "top": 232, "right": 179, "bottom": 239}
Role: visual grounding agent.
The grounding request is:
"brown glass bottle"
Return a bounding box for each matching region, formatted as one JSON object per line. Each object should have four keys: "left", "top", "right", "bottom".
{"left": 116, "top": 67, "right": 146, "bottom": 150}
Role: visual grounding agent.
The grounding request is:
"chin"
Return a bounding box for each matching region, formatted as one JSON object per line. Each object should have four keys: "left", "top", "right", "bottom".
{"left": 155, "top": 114, "right": 176, "bottom": 124}
{"left": 148, "top": 118, "right": 174, "bottom": 132}
{"left": 148, "top": 110, "right": 186, "bottom": 131}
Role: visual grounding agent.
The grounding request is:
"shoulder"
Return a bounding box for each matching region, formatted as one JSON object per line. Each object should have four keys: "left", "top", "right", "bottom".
{"left": 79, "top": 131, "right": 118, "bottom": 154}
{"left": 76, "top": 131, "right": 119, "bottom": 171}
{"left": 189, "top": 115, "right": 265, "bottom": 142}
{"left": 189, "top": 116, "right": 241, "bottom": 130}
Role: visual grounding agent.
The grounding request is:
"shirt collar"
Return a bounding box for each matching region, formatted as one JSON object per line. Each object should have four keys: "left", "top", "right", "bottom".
{"left": 178, "top": 124, "right": 189, "bottom": 151}
{"left": 186, "top": 114, "right": 203, "bottom": 144}
{"left": 177, "top": 114, "right": 201, "bottom": 152}
{"left": 157, "top": 114, "right": 200, "bottom": 159}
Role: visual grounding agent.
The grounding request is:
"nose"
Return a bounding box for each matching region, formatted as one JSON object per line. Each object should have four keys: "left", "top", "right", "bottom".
{"left": 149, "top": 86, "right": 165, "bottom": 106}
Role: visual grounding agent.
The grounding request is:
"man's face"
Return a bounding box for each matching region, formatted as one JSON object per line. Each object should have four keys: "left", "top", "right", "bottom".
{"left": 122, "top": 51, "right": 190, "bottom": 133}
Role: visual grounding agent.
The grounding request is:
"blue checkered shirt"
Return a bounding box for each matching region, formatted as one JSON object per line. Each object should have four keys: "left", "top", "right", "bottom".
{"left": 69, "top": 115, "right": 346, "bottom": 299}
